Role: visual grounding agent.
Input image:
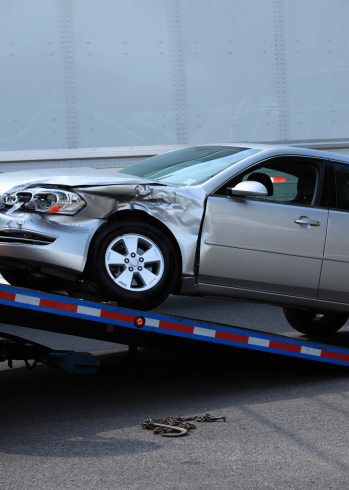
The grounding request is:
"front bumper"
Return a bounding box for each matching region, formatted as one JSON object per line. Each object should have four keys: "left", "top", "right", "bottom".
{"left": 0, "top": 211, "right": 104, "bottom": 277}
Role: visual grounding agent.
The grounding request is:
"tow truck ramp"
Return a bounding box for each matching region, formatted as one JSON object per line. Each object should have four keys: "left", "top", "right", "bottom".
{"left": 0, "top": 283, "right": 349, "bottom": 371}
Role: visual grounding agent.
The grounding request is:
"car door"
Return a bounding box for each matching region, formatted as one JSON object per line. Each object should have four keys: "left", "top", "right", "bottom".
{"left": 198, "top": 157, "right": 329, "bottom": 297}
{"left": 318, "top": 162, "right": 349, "bottom": 303}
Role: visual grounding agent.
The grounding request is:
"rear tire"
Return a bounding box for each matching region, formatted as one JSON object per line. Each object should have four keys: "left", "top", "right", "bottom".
{"left": 91, "top": 221, "right": 180, "bottom": 310}
{"left": 283, "top": 307, "right": 348, "bottom": 337}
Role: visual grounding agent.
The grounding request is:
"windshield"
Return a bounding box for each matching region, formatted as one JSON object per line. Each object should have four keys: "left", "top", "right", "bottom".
{"left": 119, "top": 146, "right": 260, "bottom": 186}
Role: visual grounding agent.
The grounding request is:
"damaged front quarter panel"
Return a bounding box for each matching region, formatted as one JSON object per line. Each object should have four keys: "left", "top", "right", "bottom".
{"left": 75, "top": 183, "right": 207, "bottom": 275}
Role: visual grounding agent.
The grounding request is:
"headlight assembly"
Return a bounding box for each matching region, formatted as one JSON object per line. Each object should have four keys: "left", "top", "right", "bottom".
{"left": 4, "top": 188, "right": 86, "bottom": 215}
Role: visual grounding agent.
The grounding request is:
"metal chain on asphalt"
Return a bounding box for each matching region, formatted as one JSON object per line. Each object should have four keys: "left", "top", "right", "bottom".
{"left": 141, "top": 414, "right": 226, "bottom": 437}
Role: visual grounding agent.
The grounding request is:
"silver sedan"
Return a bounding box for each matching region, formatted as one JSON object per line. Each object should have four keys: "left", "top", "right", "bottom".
{"left": 0, "top": 144, "right": 348, "bottom": 337}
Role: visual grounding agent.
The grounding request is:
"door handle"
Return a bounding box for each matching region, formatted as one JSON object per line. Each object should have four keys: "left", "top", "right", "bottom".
{"left": 294, "top": 216, "right": 321, "bottom": 227}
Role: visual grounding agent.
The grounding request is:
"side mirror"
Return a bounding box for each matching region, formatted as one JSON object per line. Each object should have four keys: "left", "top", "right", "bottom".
{"left": 227, "top": 181, "right": 268, "bottom": 197}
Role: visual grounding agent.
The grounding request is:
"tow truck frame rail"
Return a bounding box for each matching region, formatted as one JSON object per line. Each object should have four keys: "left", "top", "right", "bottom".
{"left": 0, "top": 284, "right": 349, "bottom": 371}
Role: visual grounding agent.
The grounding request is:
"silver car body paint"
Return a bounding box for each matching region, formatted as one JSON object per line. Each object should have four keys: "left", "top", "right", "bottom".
{"left": 199, "top": 197, "right": 329, "bottom": 297}
{"left": 318, "top": 209, "right": 349, "bottom": 304}
{"left": 0, "top": 212, "right": 103, "bottom": 277}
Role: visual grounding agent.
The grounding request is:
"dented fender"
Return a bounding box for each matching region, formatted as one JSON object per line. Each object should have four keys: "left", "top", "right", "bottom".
{"left": 76, "top": 184, "right": 207, "bottom": 275}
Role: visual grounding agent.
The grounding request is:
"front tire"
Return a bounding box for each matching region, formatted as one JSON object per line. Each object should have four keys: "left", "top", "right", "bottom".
{"left": 283, "top": 307, "right": 348, "bottom": 337}
{"left": 90, "top": 221, "right": 180, "bottom": 310}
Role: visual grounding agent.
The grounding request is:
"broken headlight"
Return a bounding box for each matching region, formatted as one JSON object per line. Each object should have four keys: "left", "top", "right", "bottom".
{"left": 4, "top": 188, "right": 86, "bottom": 215}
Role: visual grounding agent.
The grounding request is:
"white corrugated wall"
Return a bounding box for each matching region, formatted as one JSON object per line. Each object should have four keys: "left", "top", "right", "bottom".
{"left": 0, "top": 0, "right": 348, "bottom": 151}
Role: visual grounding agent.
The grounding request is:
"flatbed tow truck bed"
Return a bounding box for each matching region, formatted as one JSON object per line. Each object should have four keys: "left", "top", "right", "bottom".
{"left": 0, "top": 283, "right": 349, "bottom": 373}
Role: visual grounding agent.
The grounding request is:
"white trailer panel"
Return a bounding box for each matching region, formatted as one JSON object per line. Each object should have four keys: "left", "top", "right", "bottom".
{"left": 0, "top": 0, "right": 348, "bottom": 151}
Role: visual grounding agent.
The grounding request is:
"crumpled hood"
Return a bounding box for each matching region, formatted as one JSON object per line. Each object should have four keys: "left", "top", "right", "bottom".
{"left": 0, "top": 166, "right": 153, "bottom": 194}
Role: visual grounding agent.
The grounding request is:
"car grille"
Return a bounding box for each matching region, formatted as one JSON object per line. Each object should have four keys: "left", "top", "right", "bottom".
{"left": 0, "top": 229, "right": 57, "bottom": 246}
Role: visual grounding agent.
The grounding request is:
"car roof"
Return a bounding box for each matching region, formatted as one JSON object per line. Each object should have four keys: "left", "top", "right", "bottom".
{"left": 194, "top": 142, "right": 349, "bottom": 163}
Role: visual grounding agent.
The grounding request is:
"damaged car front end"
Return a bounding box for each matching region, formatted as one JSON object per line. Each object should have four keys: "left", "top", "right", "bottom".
{"left": 0, "top": 163, "right": 208, "bottom": 308}
{"left": 0, "top": 145, "right": 259, "bottom": 309}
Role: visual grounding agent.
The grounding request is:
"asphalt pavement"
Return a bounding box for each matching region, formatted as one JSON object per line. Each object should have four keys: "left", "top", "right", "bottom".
{"left": 1, "top": 295, "right": 349, "bottom": 489}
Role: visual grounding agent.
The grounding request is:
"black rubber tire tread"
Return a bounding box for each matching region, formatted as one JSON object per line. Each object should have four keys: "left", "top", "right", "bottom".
{"left": 91, "top": 220, "right": 180, "bottom": 310}
{"left": 283, "top": 307, "right": 348, "bottom": 337}
{"left": 0, "top": 269, "right": 56, "bottom": 291}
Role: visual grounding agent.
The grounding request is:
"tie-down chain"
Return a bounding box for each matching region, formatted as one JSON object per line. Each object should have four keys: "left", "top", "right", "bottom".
{"left": 141, "top": 413, "right": 226, "bottom": 437}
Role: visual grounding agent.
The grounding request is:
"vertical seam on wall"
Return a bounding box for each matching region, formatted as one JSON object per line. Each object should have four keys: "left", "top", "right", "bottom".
{"left": 272, "top": 0, "right": 289, "bottom": 141}
{"left": 167, "top": 0, "right": 188, "bottom": 144}
{"left": 58, "top": 0, "right": 79, "bottom": 148}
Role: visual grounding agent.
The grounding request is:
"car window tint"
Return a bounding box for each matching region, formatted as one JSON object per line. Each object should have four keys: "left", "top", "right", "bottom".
{"left": 334, "top": 164, "right": 349, "bottom": 211}
{"left": 215, "top": 157, "right": 321, "bottom": 206}
{"left": 241, "top": 167, "right": 299, "bottom": 202}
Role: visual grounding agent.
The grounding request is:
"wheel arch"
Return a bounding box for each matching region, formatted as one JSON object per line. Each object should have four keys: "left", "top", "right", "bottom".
{"left": 85, "top": 210, "right": 183, "bottom": 290}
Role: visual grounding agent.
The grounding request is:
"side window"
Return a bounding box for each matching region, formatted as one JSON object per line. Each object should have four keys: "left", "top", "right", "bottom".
{"left": 241, "top": 167, "right": 299, "bottom": 203}
{"left": 215, "top": 157, "right": 321, "bottom": 206}
{"left": 334, "top": 164, "right": 349, "bottom": 211}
